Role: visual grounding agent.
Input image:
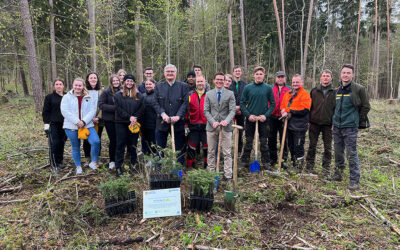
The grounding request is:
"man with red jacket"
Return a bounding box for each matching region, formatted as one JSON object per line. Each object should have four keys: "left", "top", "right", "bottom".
{"left": 185, "top": 76, "right": 208, "bottom": 168}
{"left": 281, "top": 74, "right": 312, "bottom": 173}
{"left": 268, "top": 71, "right": 291, "bottom": 167}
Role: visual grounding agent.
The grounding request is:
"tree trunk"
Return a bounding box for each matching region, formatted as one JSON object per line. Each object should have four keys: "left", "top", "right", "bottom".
{"left": 272, "top": 0, "right": 285, "bottom": 72}
{"left": 189, "top": 0, "right": 194, "bottom": 68}
{"left": 372, "top": 0, "right": 378, "bottom": 97}
{"left": 281, "top": 0, "right": 285, "bottom": 56}
{"left": 49, "top": 0, "right": 57, "bottom": 80}
{"left": 88, "top": 0, "right": 97, "bottom": 72}
{"left": 386, "top": 0, "right": 391, "bottom": 98}
{"left": 302, "top": 0, "right": 314, "bottom": 78}
{"left": 239, "top": 0, "right": 247, "bottom": 79}
{"left": 135, "top": 2, "right": 143, "bottom": 83}
{"left": 354, "top": 0, "right": 361, "bottom": 76}
{"left": 300, "top": 0, "right": 305, "bottom": 76}
{"left": 374, "top": 28, "right": 380, "bottom": 99}
{"left": 227, "top": 0, "right": 235, "bottom": 71}
{"left": 201, "top": 0, "right": 207, "bottom": 70}
{"left": 19, "top": 0, "right": 42, "bottom": 111}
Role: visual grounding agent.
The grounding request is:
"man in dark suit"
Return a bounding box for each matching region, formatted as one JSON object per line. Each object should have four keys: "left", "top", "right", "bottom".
{"left": 204, "top": 72, "right": 236, "bottom": 181}
{"left": 153, "top": 64, "right": 189, "bottom": 166}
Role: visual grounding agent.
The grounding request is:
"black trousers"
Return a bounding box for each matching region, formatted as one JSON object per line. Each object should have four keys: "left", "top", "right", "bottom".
{"left": 83, "top": 124, "right": 104, "bottom": 158}
{"left": 235, "top": 114, "right": 245, "bottom": 155}
{"left": 306, "top": 123, "right": 332, "bottom": 170}
{"left": 141, "top": 128, "right": 156, "bottom": 155}
{"left": 115, "top": 123, "right": 139, "bottom": 168}
{"left": 104, "top": 121, "right": 117, "bottom": 162}
{"left": 186, "top": 129, "right": 207, "bottom": 167}
{"left": 49, "top": 122, "right": 67, "bottom": 166}
{"left": 242, "top": 119, "right": 269, "bottom": 164}
{"left": 287, "top": 129, "right": 306, "bottom": 162}
{"left": 268, "top": 116, "right": 288, "bottom": 164}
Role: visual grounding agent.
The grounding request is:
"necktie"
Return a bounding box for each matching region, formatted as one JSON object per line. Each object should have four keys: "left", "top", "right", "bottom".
{"left": 217, "top": 91, "right": 221, "bottom": 102}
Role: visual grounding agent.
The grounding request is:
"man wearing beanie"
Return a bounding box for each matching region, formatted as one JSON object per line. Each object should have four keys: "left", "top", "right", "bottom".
{"left": 153, "top": 64, "right": 189, "bottom": 167}
{"left": 185, "top": 70, "right": 196, "bottom": 91}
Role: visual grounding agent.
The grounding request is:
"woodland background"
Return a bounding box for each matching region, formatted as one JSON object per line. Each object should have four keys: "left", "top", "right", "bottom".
{"left": 0, "top": 0, "right": 399, "bottom": 112}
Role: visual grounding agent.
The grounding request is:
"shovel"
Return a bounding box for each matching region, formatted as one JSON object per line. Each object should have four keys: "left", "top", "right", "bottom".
{"left": 278, "top": 117, "right": 288, "bottom": 171}
{"left": 250, "top": 120, "right": 260, "bottom": 173}
{"left": 224, "top": 124, "right": 243, "bottom": 211}
{"left": 46, "top": 128, "right": 59, "bottom": 174}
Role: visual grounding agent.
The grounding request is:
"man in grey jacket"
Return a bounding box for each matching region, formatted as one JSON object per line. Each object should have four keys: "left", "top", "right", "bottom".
{"left": 204, "top": 72, "right": 236, "bottom": 181}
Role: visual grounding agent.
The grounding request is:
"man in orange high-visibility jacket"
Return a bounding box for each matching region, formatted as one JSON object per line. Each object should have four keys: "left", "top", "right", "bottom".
{"left": 281, "top": 74, "right": 312, "bottom": 173}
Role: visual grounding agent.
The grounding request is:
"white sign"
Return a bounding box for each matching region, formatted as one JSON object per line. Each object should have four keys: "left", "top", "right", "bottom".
{"left": 143, "top": 188, "right": 181, "bottom": 219}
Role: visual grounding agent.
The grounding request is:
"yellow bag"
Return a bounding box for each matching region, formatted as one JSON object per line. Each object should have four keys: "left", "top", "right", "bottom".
{"left": 94, "top": 123, "right": 99, "bottom": 133}
{"left": 78, "top": 127, "right": 90, "bottom": 139}
{"left": 128, "top": 122, "right": 141, "bottom": 134}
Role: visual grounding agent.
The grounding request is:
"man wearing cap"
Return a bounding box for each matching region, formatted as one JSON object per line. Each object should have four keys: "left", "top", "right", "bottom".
{"left": 240, "top": 66, "right": 275, "bottom": 170}
{"left": 138, "top": 67, "right": 155, "bottom": 94}
{"left": 268, "top": 71, "right": 291, "bottom": 167}
{"left": 305, "top": 70, "right": 336, "bottom": 176}
{"left": 153, "top": 64, "right": 189, "bottom": 166}
{"left": 229, "top": 65, "right": 247, "bottom": 156}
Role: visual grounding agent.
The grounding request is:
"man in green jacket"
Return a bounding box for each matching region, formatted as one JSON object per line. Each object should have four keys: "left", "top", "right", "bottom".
{"left": 240, "top": 66, "right": 276, "bottom": 170}
{"left": 332, "top": 64, "right": 370, "bottom": 190}
{"left": 305, "top": 69, "right": 336, "bottom": 176}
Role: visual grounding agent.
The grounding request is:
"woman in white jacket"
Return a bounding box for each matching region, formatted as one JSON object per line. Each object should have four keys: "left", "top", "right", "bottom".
{"left": 61, "top": 78, "right": 100, "bottom": 175}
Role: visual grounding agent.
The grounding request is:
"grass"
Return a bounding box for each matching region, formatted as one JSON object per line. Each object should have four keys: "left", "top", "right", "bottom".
{"left": 0, "top": 96, "right": 400, "bottom": 248}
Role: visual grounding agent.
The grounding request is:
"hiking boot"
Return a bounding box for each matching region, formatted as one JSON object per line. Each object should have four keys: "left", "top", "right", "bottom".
{"left": 262, "top": 162, "right": 271, "bottom": 171}
{"left": 76, "top": 166, "right": 83, "bottom": 175}
{"left": 332, "top": 168, "right": 344, "bottom": 182}
{"left": 348, "top": 181, "right": 359, "bottom": 191}
{"left": 239, "top": 159, "right": 250, "bottom": 168}
{"left": 57, "top": 163, "right": 65, "bottom": 169}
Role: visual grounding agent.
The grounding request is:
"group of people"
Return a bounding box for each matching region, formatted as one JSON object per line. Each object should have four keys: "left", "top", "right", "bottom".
{"left": 42, "top": 62, "right": 370, "bottom": 190}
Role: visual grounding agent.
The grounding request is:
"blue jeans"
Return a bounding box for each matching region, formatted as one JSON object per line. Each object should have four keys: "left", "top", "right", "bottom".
{"left": 333, "top": 126, "right": 360, "bottom": 182}
{"left": 65, "top": 128, "right": 100, "bottom": 167}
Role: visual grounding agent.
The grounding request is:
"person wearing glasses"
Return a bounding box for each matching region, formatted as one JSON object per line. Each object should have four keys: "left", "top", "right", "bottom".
{"left": 138, "top": 67, "right": 156, "bottom": 94}
{"left": 153, "top": 64, "right": 189, "bottom": 167}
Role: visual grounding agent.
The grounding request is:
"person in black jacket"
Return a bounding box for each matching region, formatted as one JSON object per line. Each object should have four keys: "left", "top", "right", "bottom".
{"left": 229, "top": 65, "right": 247, "bottom": 155}
{"left": 154, "top": 64, "right": 189, "bottom": 166}
{"left": 42, "top": 79, "right": 67, "bottom": 173}
{"left": 99, "top": 74, "right": 121, "bottom": 170}
{"left": 305, "top": 70, "right": 336, "bottom": 175}
{"left": 114, "top": 74, "right": 145, "bottom": 177}
{"left": 142, "top": 78, "right": 157, "bottom": 155}
{"left": 138, "top": 67, "right": 155, "bottom": 94}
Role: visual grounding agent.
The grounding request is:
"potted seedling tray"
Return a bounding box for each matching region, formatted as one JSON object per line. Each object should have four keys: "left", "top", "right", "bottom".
{"left": 104, "top": 190, "right": 137, "bottom": 217}
{"left": 149, "top": 173, "right": 181, "bottom": 190}
{"left": 189, "top": 188, "right": 214, "bottom": 212}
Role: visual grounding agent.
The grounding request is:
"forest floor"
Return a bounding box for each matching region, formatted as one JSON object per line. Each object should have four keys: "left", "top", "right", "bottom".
{"left": 1, "top": 96, "right": 400, "bottom": 249}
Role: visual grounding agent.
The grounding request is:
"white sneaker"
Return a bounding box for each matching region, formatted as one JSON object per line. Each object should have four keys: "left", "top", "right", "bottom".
{"left": 89, "top": 162, "right": 98, "bottom": 170}
{"left": 76, "top": 166, "right": 83, "bottom": 175}
{"left": 109, "top": 162, "right": 115, "bottom": 169}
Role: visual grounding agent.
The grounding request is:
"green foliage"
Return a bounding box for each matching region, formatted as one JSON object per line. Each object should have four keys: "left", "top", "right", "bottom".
{"left": 144, "top": 145, "right": 182, "bottom": 175}
{"left": 79, "top": 201, "right": 108, "bottom": 226}
{"left": 185, "top": 168, "right": 219, "bottom": 195}
{"left": 98, "top": 174, "right": 132, "bottom": 200}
